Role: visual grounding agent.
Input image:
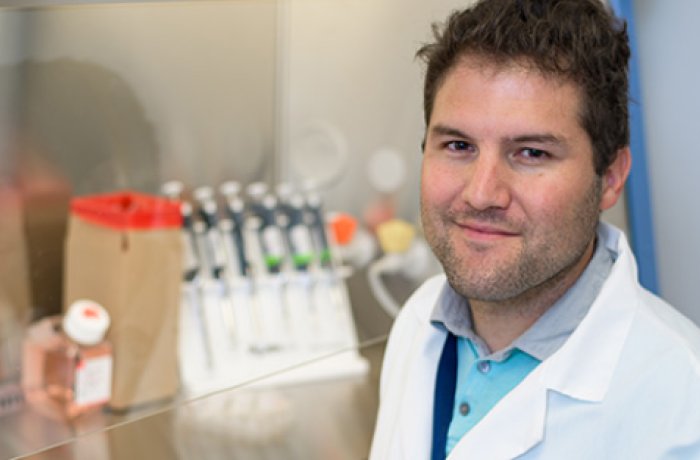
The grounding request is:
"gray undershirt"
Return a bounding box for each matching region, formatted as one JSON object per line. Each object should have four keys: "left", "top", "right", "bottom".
{"left": 430, "top": 227, "right": 615, "bottom": 362}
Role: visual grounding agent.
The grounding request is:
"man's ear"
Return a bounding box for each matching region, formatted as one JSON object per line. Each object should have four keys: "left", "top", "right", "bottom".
{"left": 600, "top": 146, "right": 632, "bottom": 211}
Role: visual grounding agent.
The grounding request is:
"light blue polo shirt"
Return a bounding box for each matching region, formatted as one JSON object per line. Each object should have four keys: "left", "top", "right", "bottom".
{"left": 445, "top": 339, "right": 541, "bottom": 453}
{"left": 430, "top": 229, "right": 614, "bottom": 456}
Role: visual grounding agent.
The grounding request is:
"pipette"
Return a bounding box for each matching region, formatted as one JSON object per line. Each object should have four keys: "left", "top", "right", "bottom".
{"left": 180, "top": 199, "right": 214, "bottom": 370}
{"left": 303, "top": 190, "right": 354, "bottom": 348}
{"left": 278, "top": 191, "right": 315, "bottom": 272}
{"left": 220, "top": 181, "right": 250, "bottom": 278}
{"left": 193, "top": 187, "right": 227, "bottom": 279}
{"left": 161, "top": 181, "right": 215, "bottom": 369}
{"left": 250, "top": 194, "right": 286, "bottom": 274}
{"left": 247, "top": 188, "right": 289, "bottom": 351}
{"left": 193, "top": 189, "right": 237, "bottom": 348}
{"left": 162, "top": 181, "right": 199, "bottom": 277}
{"left": 305, "top": 191, "right": 333, "bottom": 269}
{"left": 219, "top": 181, "right": 258, "bottom": 351}
{"left": 276, "top": 186, "right": 319, "bottom": 349}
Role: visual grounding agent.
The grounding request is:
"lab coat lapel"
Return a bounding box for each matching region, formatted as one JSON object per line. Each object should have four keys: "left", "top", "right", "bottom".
{"left": 395, "top": 325, "right": 446, "bottom": 458}
{"left": 541, "top": 226, "right": 638, "bottom": 402}
{"left": 447, "top": 366, "right": 549, "bottom": 459}
{"left": 371, "top": 276, "right": 450, "bottom": 460}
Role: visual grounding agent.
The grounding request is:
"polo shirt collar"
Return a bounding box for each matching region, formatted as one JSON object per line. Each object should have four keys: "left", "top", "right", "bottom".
{"left": 430, "top": 228, "right": 614, "bottom": 362}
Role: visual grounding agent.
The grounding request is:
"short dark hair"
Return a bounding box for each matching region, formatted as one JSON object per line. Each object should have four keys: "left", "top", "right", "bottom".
{"left": 417, "top": 0, "right": 630, "bottom": 175}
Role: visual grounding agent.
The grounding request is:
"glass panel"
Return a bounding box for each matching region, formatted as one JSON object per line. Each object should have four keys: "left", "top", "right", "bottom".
{"left": 0, "top": 2, "right": 284, "bottom": 457}
{"left": 13, "top": 338, "right": 386, "bottom": 460}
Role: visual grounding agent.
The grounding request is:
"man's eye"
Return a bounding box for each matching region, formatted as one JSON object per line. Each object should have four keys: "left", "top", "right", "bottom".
{"left": 446, "top": 141, "right": 473, "bottom": 152}
{"left": 518, "top": 148, "right": 548, "bottom": 160}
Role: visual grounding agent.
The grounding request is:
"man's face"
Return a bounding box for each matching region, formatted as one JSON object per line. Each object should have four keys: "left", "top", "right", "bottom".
{"left": 421, "top": 57, "right": 623, "bottom": 303}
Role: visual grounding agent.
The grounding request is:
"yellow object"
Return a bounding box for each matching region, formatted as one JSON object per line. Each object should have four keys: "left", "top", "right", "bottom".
{"left": 376, "top": 219, "right": 415, "bottom": 253}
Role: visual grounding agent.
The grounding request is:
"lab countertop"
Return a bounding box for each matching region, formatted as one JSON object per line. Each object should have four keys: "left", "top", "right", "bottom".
{"left": 3, "top": 338, "right": 386, "bottom": 460}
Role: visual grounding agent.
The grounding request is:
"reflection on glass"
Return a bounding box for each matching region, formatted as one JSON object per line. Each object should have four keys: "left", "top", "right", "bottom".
{"left": 22, "top": 301, "right": 112, "bottom": 421}
{"left": 16, "top": 339, "right": 385, "bottom": 460}
{"left": 0, "top": 1, "right": 280, "bottom": 458}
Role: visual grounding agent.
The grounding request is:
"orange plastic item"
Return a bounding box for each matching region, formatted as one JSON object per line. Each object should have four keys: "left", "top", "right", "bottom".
{"left": 70, "top": 191, "right": 182, "bottom": 230}
{"left": 329, "top": 213, "right": 358, "bottom": 246}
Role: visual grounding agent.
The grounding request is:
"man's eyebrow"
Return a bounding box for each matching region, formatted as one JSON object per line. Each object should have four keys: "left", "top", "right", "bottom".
{"left": 429, "top": 124, "right": 471, "bottom": 139}
{"left": 509, "top": 134, "right": 565, "bottom": 145}
{"left": 428, "top": 125, "right": 568, "bottom": 146}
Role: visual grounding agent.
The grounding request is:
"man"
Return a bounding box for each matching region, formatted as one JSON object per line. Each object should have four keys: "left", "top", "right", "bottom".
{"left": 370, "top": 0, "right": 700, "bottom": 458}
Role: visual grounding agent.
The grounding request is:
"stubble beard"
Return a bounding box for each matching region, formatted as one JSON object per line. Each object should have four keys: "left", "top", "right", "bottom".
{"left": 422, "top": 177, "right": 603, "bottom": 305}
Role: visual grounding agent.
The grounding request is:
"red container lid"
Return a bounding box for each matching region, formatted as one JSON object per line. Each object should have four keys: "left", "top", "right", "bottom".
{"left": 71, "top": 191, "right": 182, "bottom": 230}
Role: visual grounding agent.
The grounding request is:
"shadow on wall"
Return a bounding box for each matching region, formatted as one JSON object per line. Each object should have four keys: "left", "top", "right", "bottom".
{"left": 17, "top": 58, "right": 160, "bottom": 195}
{"left": 0, "top": 58, "right": 159, "bottom": 322}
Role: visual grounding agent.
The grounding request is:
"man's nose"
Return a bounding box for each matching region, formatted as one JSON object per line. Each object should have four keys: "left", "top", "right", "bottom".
{"left": 460, "top": 152, "right": 512, "bottom": 211}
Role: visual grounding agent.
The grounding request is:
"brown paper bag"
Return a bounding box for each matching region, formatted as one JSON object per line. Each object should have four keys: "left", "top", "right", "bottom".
{"left": 63, "top": 191, "right": 182, "bottom": 410}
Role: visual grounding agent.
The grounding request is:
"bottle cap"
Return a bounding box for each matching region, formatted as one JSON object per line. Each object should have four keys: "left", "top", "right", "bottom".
{"left": 329, "top": 213, "right": 357, "bottom": 246}
{"left": 62, "top": 300, "right": 111, "bottom": 346}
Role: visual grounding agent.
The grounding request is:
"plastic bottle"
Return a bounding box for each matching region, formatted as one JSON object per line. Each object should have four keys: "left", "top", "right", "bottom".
{"left": 21, "top": 300, "right": 112, "bottom": 420}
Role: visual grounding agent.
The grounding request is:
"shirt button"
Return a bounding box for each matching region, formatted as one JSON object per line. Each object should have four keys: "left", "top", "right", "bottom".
{"left": 459, "top": 402, "right": 470, "bottom": 416}
{"left": 477, "top": 360, "right": 491, "bottom": 374}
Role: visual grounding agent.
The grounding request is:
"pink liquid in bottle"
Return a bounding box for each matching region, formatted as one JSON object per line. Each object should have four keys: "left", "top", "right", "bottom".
{"left": 22, "top": 300, "right": 112, "bottom": 420}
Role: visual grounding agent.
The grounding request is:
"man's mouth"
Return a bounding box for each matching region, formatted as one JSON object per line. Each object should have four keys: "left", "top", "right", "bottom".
{"left": 455, "top": 221, "right": 520, "bottom": 240}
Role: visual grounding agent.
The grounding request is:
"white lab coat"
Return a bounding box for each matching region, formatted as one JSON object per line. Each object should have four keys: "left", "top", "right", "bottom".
{"left": 370, "top": 223, "right": 700, "bottom": 459}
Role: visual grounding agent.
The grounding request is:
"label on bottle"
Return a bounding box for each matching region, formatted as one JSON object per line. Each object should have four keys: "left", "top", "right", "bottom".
{"left": 74, "top": 355, "right": 113, "bottom": 406}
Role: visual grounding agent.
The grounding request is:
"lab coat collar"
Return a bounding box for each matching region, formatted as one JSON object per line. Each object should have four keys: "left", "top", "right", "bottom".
{"left": 540, "top": 223, "right": 638, "bottom": 402}
{"left": 447, "top": 223, "right": 641, "bottom": 458}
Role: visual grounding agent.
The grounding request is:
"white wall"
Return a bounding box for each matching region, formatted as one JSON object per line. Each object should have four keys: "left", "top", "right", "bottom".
{"left": 634, "top": 0, "right": 700, "bottom": 323}
{"left": 279, "top": 0, "right": 471, "bottom": 225}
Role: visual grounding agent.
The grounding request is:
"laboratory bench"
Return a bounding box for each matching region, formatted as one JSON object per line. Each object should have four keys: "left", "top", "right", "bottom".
{"left": 1, "top": 337, "right": 386, "bottom": 460}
